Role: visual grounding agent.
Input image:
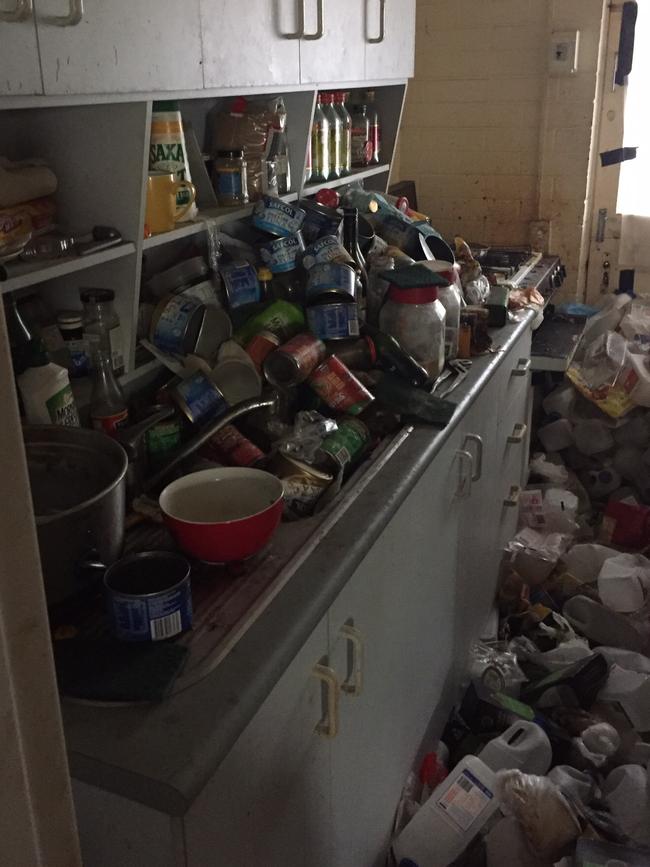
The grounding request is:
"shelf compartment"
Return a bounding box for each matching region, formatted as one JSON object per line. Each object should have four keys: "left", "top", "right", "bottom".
{"left": 302, "top": 164, "right": 390, "bottom": 195}
{"left": 0, "top": 242, "right": 137, "bottom": 294}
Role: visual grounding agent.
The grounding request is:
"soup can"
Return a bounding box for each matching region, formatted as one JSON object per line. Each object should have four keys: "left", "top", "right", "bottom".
{"left": 308, "top": 355, "right": 374, "bottom": 415}
{"left": 221, "top": 262, "right": 261, "bottom": 308}
{"left": 245, "top": 329, "right": 282, "bottom": 372}
{"left": 306, "top": 262, "right": 357, "bottom": 302}
{"left": 263, "top": 333, "right": 327, "bottom": 388}
{"left": 298, "top": 199, "right": 342, "bottom": 242}
{"left": 267, "top": 450, "right": 333, "bottom": 516}
{"left": 302, "top": 235, "right": 354, "bottom": 270}
{"left": 104, "top": 551, "right": 192, "bottom": 642}
{"left": 203, "top": 424, "right": 265, "bottom": 468}
{"left": 259, "top": 232, "right": 306, "bottom": 273}
{"left": 307, "top": 302, "right": 360, "bottom": 340}
{"left": 172, "top": 371, "right": 229, "bottom": 425}
{"left": 252, "top": 195, "right": 306, "bottom": 237}
{"left": 150, "top": 293, "right": 206, "bottom": 356}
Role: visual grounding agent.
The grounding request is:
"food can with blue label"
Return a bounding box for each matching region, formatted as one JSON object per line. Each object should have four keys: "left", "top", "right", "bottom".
{"left": 252, "top": 195, "right": 306, "bottom": 237}
{"left": 150, "top": 293, "right": 206, "bottom": 356}
{"left": 307, "top": 302, "right": 360, "bottom": 340}
{"left": 104, "top": 551, "right": 192, "bottom": 642}
{"left": 221, "top": 262, "right": 261, "bottom": 308}
{"left": 298, "top": 199, "right": 342, "bottom": 242}
{"left": 306, "top": 262, "right": 357, "bottom": 302}
{"left": 171, "top": 371, "right": 229, "bottom": 425}
{"left": 259, "top": 232, "right": 306, "bottom": 273}
{"left": 302, "top": 235, "right": 353, "bottom": 270}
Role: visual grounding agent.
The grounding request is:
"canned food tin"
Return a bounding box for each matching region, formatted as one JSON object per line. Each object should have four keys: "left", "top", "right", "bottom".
{"left": 252, "top": 195, "right": 306, "bottom": 237}
{"left": 306, "top": 262, "right": 357, "bottom": 302}
{"left": 245, "top": 329, "right": 282, "bottom": 372}
{"left": 302, "top": 235, "right": 354, "bottom": 270}
{"left": 234, "top": 300, "right": 305, "bottom": 346}
{"left": 319, "top": 418, "right": 370, "bottom": 469}
{"left": 263, "top": 333, "right": 327, "bottom": 388}
{"left": 259, "top": 232, "right": 306, "bottom": 274}
{"left": 194, "top": 305, "right": 233, "bottom": 363}
{"left": 150, "top": 294, "right": 206, "bottom": 356}
{"left": 307, "top": 302, "right": 360, "bottom": 340}
{"left": 104, "top": 551, "right": 192, "bottom": 642}
{"left": 308, "top": 355, "right": 374, "bottom": 415}
{"left": 203, "top": 424, "right": 265, "bottom": 468}
{"left": 172, "top": 371, "right": 229, "bottom": 425}
{"left": 221, "top": 262, "right": 261, "bottom": 308}
{"left": 298, "top": 199, "right": 342, "bottom": 243}
{"left": 146, "top": 416, "right": 182, "bottom": 468}
{"left": 267, "top": 451, "right": 333, "bottom": 516}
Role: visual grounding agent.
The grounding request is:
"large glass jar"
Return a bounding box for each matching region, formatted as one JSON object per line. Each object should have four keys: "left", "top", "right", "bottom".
{"left": 80, "top": 288, "right": 124, "bottom": 376}
{"left": 379, "top": 284, "right": 446, "bottom": 379}
{"left": 213, "top": 148, "right": 249, "bottom": 206}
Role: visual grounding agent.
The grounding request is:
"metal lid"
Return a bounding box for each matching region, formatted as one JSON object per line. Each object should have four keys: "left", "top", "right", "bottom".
{"left": 56, "top": 309, "right": 83, "bottom": 327}
{"left": 79, "top": 288, "right": 115, "bottom": 303}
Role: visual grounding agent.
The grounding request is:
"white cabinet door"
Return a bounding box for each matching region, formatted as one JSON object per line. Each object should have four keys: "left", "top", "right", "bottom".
{"left": 0, "top": 5, "right": 42, "bottom": 96}
{"left": 185, "top": 618, "right": 333, "bottom": 867}
{"left": 299, "top": 0, "right": 365, "bottom": 84}
{"left": 364, "top": 0, "right": 416, "bottom": 81}
{"left": 327, "top": 432, "right": 464, "bottom": 865}
{"left": 201, "top": 0, "right": 301, "bottom": 88}
{"left": 35, "top": 0, "right": 203, "bottom": 95}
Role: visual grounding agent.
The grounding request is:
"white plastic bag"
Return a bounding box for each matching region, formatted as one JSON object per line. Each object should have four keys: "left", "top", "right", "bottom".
{"left": 597, "top": 552, "right": 650, "bottom": 613}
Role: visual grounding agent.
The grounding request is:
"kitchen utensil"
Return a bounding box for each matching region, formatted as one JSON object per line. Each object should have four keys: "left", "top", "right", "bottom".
{"left": 24, "top": 425, "right": 128, "bottom": 605}
{"left": 437, "top": 359, "right": 472, "bottom": 398}
{"left": 159, "top": 467, "right": 284, "bottom": 563}
{"left": 145, "top": 171, "right": 196, "bottom": 235}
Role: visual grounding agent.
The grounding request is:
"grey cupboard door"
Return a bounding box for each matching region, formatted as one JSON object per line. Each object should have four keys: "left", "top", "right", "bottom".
{"left": 0, "top": 3, "right": 42, "bottom": 95}
{"left": 327, "top": 431, "right": 464, "bottom": 866}
{"left": 35, "top": 0, "right": 203, "bottom": 95}
{"left": 364, "top": 0, "right": 416, "bottom": 81}
{"left": 200, "top": 0, "right": 301, "bottom": 88}
{"left": 299, "top": 0, "right": 365, "bottom": 84}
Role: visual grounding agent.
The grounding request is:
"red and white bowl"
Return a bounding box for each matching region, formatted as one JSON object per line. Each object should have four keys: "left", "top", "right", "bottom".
{"left": 159, "top": 467, "right": 284, "bottom": 563}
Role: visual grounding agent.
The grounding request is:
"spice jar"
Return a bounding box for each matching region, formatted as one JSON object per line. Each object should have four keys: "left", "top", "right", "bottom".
{"left": 213, "top": 149, "right": 249, "bottom": 206}
{"left": 57, "top": 310, "right": 90, "bottom": 377}
{"left": 80, "top": 288, "right": 124, "bottom": 376}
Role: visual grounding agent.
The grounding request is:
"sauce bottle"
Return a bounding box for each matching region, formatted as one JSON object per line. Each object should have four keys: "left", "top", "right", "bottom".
{"left": 310, "top": 93, "right": 330, "bottom": 183}
{"left": 90, "top": 350, "right": 129, "bottom": 437}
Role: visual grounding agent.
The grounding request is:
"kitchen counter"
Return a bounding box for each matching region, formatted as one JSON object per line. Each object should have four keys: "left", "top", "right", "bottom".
{"left": 63, "top": 312, "right": 535, "bottom": 817}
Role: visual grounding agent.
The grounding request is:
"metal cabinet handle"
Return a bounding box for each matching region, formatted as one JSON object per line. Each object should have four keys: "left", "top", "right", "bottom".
{"left": 340, "top": 624, "right": 364, "bottom": 697}
{"left": 455, "top": 449, "right": 474, "bottom": 499}
{"left": 312, "top": 663, "right": 339, "bottom": 738}
{"left": 302, "top": 0, "right": 323, "bottom": 40}
{"left": 503, "top": 485, "right": 521, "bottom": 507}
{"left": 463, "top": 433, "right": 483, "bottom": 481}
{"left": 282, "top": 0, "right": 304, "bottom": 39}
{"left": 511, "top": 357, "right": 531, "bottom": 377}
{"left": 0, "top": 0, "right": 32, "bottom": 23}
{"left": 367, "top": 0, "right": 386, "bottom": 43}
{"left": 43, "top": 0, "right": 83, "bottom": 26}
{"left": 507, "top": 423, "right": 528, "bottom": 444}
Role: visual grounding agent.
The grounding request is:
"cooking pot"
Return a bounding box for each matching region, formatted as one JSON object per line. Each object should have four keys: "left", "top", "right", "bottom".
{"left": 24, "top": 425, "right": 128, "bottom": 605}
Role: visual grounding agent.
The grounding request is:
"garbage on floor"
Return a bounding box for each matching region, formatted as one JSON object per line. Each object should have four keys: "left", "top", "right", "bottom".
{"left": 391, "top": 293, "right": 650, "bottom": 867}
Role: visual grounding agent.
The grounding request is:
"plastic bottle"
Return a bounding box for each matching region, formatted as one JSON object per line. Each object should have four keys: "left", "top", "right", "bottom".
{"left": 90, "top": 350, "right": 129, "bottom": 437}
{"left": 350, "top": 104, "right": 371, "bottom": 167}
{"left": 334, "top": 91, "right": 352, "bottom": 176}
{"left": 364, "top": 89, "right": 381, "bottom": 164}
{"left": 18, "top": 339, "right": 80, "bottom": 427}
{"left": 80, "top": 288, "right": 124, "bottom": 376}
{"left": 310, "top": 94, "right": 330, "bottom": 183}
{"left": 479, "top": 721, "right": 552, "bottom": 776}
{"left": 267, "top": 96, "right": 291, "bottom": 194}
{"left": 437, "top": 283, "right": 461, "bottom": 359}
{"left": 320, "top": 92, "right": 342, "bottom": 180}
{"left": 149, "top": 100, "right": 197, "bottom": 221}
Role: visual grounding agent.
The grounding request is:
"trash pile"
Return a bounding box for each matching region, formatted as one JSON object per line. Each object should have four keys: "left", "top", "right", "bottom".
{"left": 391, "top": 294, "right": 650, "bottom": 867}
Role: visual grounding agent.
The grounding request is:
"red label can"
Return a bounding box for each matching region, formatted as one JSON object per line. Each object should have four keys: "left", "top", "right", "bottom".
{"left": 245, "top": 329, "right": 281, "bottom": 372}
{"left": 308, "top": 355, "right": 374, "bottom": 415}
{"left": 264, "top": 332, "right": 327, "bottom": 388}
{"left": 204, "top": 424, "right": 265, "bottom": 468}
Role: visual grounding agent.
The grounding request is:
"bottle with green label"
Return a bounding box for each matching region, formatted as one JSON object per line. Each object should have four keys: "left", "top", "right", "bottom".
{"left": 17, "top": 339, "right": 80, "bottom": 427}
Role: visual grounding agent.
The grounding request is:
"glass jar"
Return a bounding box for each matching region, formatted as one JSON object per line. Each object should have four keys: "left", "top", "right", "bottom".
{"left": 379, "top": 284, "right": 446, "bottom": 379}
{"left": 57, "top": 310, "right": 90, "bottom": 377}
{"left": 213, "top": 149, "right": 249, "bottom": 206}
{"left": 80, "top": 288, "right": 124, "bottom": 376}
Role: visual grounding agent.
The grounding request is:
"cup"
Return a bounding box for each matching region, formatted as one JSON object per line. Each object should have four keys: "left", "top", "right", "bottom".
{"left": 145, "top": 172, "right": 196, "bottom": 235}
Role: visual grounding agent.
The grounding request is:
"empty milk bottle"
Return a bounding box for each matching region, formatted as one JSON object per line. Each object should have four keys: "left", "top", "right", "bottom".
{"left": 479, "top": 721, "right": 552, "bottom": 776}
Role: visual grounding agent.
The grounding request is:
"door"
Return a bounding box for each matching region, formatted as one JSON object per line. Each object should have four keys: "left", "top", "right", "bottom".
{"left": 327, "top": 432, "right": 464, "bottom": 866}
{"left": 35, "top": 0, "right": 204, "bottom": 95}
{"left": 299, "top": 0, "right": 365, "bottom": 84}
{"left": 200, "top": 0, "right": 301, "bottom": 88}
{"left": 185, "top": 617, "right": 334, "bottom": 867}
{"left": 364, "top": 0, "right": 415, "bottom": 81}
{"left": 0, "top": 0, "right": 42, "bottom": 95}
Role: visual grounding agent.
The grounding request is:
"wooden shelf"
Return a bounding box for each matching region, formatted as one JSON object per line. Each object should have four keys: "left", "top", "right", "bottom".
{"left": 302, "top": 163, "right": 390, "bottom": 196}
{"left": 0, "top": 242, "right": 137, "bottom": 294}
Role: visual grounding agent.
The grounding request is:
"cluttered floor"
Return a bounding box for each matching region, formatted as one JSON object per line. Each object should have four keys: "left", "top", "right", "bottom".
{"left": 390, "top": 293, "right": 650, "bottom": 867}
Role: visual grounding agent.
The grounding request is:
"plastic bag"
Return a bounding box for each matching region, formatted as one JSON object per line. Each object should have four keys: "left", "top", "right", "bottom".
{"left": 277, "top": 411, "right": 337, "bottom": 463}
{"left": 464, "top": 274, "right": 490, "bottom": 305}
{"left": 468, "top": 641, "right": 527, "bottom": 695}
{"left": 567, "top": 331, "right": 637, "bottom": 419}
{"left": 210, "top": 97, "right": 273, "bottom": 201}
{"left": 529, "top": 453, "right": 570, "bottom": 486}
{"left": 597, "top": 552, "right": 650, "bottom": 613}
{"left": 571, "top": 722, "right": 621, "bottom": 769}
{"left": 620, "top": 300, "right": 650, "bottom": 353}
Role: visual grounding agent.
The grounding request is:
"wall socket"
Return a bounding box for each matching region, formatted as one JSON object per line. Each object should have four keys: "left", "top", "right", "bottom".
{"left": 549, "top": 30, "right": 580, "bottom": 75}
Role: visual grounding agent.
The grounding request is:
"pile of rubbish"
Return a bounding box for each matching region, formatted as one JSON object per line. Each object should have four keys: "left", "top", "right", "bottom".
{"left": 391, "top": 295, "right": 650, "bottom": 867}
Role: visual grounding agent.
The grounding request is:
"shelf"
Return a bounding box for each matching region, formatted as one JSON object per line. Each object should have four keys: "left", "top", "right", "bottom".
{"left": 142, "top": 192, "right": 300, "bottom": 250}
{"left": 302, "top": 164, "right": 390, "bottom": 195}
{"left": 0, "top": 242, "right": 137, "bottom": 294}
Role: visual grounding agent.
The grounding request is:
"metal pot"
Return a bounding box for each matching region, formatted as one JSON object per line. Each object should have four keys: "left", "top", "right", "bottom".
{"left": 23, "top": 425, "right": 128, "bottom": 606}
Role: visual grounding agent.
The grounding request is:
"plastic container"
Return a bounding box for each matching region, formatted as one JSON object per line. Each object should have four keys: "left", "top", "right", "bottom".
{"left": 537, "top": 418, "right": 574, "bottom": 452}
{"left": 542, "top": 383, "right": 576, "bottom": 419}
{"left": 573, "top": 419, "right": 615, "bottom": 455}
{"left": 80, "top": 288, "right": 124, "bottom": 376}
{"left": 18, "top": 341, "right": 80, "bottom": 427}
{"left": 478, "top": 721, "right": 552, "bottom": 776}
{"left": 379, "top": 284, "right": 446, "bottom": 379}
{"left": 393, "top": 755, "right": 500, "bottom": 867}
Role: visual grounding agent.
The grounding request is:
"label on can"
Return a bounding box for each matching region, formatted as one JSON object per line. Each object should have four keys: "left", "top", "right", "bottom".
{"left": 301, "top": 206, "right": 341, "bottom": 243}
{"left": 252, "top": 196, "right": 306, "bottom": 237}
{"left": 245, "top": 329, "right": 281, "bottom": 371}
{"left": 307, "top": 303, "right": 360, "bottom": 340}
{"left": 206, "top": 424, "right": 264, "bottom": 467}
{"left": 306, "top": 262, "right": 357, "bottom": 302}
{"left": 260, "top": 233, "right": 305, "bottom": 274}
{"left": 308, "top": 356, "right": 374, "bottom": 415}
{"left": 152, "top": 294, "right": 204, "bottom": 355}
{"left": 92, "top": 408, "right": 129, "bottom": 437}
{"left": 320, "top": 419, "right": 370, "bottom": 468}
{"left": 174, "top": 372, "right": 228, "bottom": 424}
{"left": 303, "top": 236, "right": 354, "bottom": 270}
{"left": 221, "top": 263, "right": 261, "bottom": 308}
{"left": 235, "top": 300, "right": 305, "bottom": 346}
{"left": 110, "top": 585, "right": 192, "bottom": 641}
{"left": 146, "top": 418, "right": 182, "bottom": 463}
{"left": 277, "top": 333, "right": 326, "bottom": 374}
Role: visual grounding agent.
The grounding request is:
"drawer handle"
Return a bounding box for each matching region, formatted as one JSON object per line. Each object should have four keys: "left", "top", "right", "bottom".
{"left": 504, "top": 485, "right": 521, "bottom": 507}
{"left": 455, "top": 449, "right": 474, "bottom": 499}
{"left": 463, "top": 433, "right": 483, "bottom": 481}
{"left": 507, "top": 423, "right": 528, "bottom": 444}
{"left": 302, "top": 0, "right": 324, "bottom": 40}
{"left": 0, "top": 0, "right": 32, "bottom": 23}
{"left": 282, "top": 0, "right": 304, "bottom": 38}
{"left": 312, "top": 663, "right": 339, "bottom": 738}
{"left": 367, "top": 0, "right": 386, "bottom": 43}
{"left": 340, "top": 624, "right": 364, "bottom": 697}
{"left": 511, "top": 357, "right": 531, "bottom": 377}
{"left": 41, "top": 0, "right": 83, "bottom": 25}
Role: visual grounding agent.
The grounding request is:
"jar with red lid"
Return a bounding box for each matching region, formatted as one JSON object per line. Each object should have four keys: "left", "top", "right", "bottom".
{"left": 379, "top": 282, "right": 446, "bottom": 379}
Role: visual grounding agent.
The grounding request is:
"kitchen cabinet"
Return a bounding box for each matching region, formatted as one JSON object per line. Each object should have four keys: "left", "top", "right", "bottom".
{"left": 35, "top": 0, "right": 204, "bottom": 95}
{"left": 200, "top": 0, "right": 301, "bottom": 89}
{"left": 299, "top": 0, "right": 366, "bottom": 84}
{"left": 0, "top": 4, "right": 42, "bottom": 96}
{"left": 365, "top": 0, "right": 416, "bottom": 81}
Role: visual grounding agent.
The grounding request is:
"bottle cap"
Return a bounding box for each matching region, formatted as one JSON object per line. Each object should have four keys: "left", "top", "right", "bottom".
{"left": 257, "top": 266, "right": 273, "bottom": 281}
{"left": 230, "top": 95, "right": 247, "bottom": 115}
{"left": 80, "top": 288, "right": 115, "bottom": 303}
{"left": 387, "top": 285, "right": 439, "bottom": 304}
{"left": 316, "top": 188, "right": 340, "bottom": 209}
{"left": 57, "top": 309, "right": 83, "bottom": 327}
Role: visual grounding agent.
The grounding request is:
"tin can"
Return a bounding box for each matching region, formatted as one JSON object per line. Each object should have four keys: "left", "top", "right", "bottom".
{"left": 298, "top": 199, "right": 342, "bottom": 243}
{"left": 203, "top": 424, "right": 265, "bottom": 468}
{"left": 328, "top": 336, "right": 376, "bottom": 370}
{"left": 172, "top": 371, "right": 229, "bottom": 425}
{"left": 245, "top": 329, "right": 281, "bottom": 372}
{"left": 234, "top": 300, "right": 305, "bottom": 346}
{"left": 104, "top": 551, "right": 192, "bottom": 642}
{"left": 146, "top": 415, "right": 182, "bottom": 468}
{"left": 306, "top": 262, "right": 357, "bottom": 302}
{"left": 150, "top": 294, "right": 205, "bottom": 356}
{"left": 259, "top": 232, "right": 306, "bottom": 274}
{"left": 252, "top": 195, "right": 306, "bottom": 237}
{"left": 308, "top": 355, "right": 374, "bottom": 415}
{"left": 307, "top": 302, "right": 360, "bottom": 340}
{"left": 221, "top": 262, "right": 261, "bottom": 308}
{"left": 302, "top": 235, "right": 354, "bottom": 270}
{"left": 267, "top": 451, "right": 333, "bottom": 516}
{"left": 319, "top": 418, "right": 370, "bottom": 469}
{"left": 263, "top": 333, "right": 327, "bottom": 388}
{"left": 194, "top": 305, "right": 233, "bottom": 363}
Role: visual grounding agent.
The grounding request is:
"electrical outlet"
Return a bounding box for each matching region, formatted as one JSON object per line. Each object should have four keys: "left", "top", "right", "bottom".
{"left": 549, "top": 30, "right": 580, "bottom": 75}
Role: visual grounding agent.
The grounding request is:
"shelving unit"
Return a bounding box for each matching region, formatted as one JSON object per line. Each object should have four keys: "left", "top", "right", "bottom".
{"left": 302, "top": 163, "right": 390, "bottom": 195}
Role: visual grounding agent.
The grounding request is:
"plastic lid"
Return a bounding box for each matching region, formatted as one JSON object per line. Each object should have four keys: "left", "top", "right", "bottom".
{"left": 57, "top": 309, "right": 83, "bottom": 326}
{"left": 217, "top": 148, "right": 244, "bottom": 158}
{"left": 80, "top": 288, "right": 115, "bottom": 303}
{"left": 230, "top": 95, "right": 247, "bottom": 115}
{"left": 387, "top": 284, "right": 439, "bottom": 304}
{"left": 315, "top": 188, "right": 340, "bottom": 209}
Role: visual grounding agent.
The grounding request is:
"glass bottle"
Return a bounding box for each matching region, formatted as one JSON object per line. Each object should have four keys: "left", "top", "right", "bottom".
{"left": 90, "top": 350, "right": 129, "bottom": 437}
{"left": 4, "top": 293, "right": 32, "bottom": 375}
{"left": 342, "top": 207, "right": 369, "bottom": 306}
{"left": 350, "top": 104, "right": 371, "bottom": 168}
{"left": 310, "top": 93, "right": 330, "bottom": 183}
{"left": 364, "top": 90, "right": 381, "bottom": 164}
{"left": 80, "top": 288, "right": 124, "bottom": 376}
{"left": 267, "top": 96, "right": 291, "bottom": 194}
{"left": 334, "top": 91, "right": 352, "bottom": 176}
{"left": 321, "top": 92, "right": 342, "bottom": 180}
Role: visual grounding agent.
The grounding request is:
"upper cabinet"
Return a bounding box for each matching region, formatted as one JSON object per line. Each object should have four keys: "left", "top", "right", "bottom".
{"left": 365, "top": 0, "right": 416, "bottom": 80}
{"left": 299, "top": 0, "right": 365, "bottom": 84}
{"left": 200, "top": 0, "right": 300, "bottom": 89}
{"left": 35, "top": 0, "right": 204, "bottom": 95}
{"left": 0, "top": 1, "right": 42, "bottom": 95}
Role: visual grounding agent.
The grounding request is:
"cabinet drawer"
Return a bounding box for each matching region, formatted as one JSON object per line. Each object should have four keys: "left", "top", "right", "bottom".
{"left": 495, "top": 328, "right": 533, "bottom": 412}
{"left": 495, "top": 416, "right": 529, "bottom": 548}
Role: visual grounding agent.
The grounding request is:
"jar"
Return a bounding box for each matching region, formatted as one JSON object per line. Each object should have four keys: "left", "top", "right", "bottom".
{"left": 213, "top": 149, "right": 248, "bottom": 207}
{"left": 57, "top": 310, "right": 90, "bottom": 377}
{"left": 80, "top": 288, "right": 124, "bottom": 376}
{"left": 379, "top": 284, "right": 446, "bottom": 379}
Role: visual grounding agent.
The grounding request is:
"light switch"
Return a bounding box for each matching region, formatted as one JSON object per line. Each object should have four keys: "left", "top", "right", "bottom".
{"left": 549, "top": 30, "right": 580, "bottom": 75}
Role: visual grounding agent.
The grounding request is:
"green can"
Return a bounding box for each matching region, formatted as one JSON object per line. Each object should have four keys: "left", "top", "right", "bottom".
{"left": 146, "top": 416, "right": 182, "bottom": 468}
{"left": 234, "top": 300, "right": 305, "bottom": 346}
{"left": 319, "top": 418, "right": 370, "bottom": 470}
